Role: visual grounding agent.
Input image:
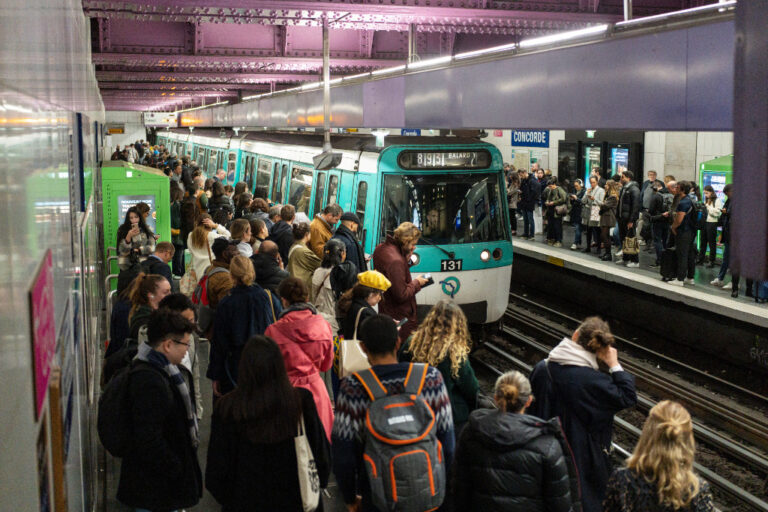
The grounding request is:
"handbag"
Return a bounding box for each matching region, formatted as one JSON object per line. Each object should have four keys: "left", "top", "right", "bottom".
{"left": 339, "top": 308, "right": 370, "bottom": 378}
{"left": 266, "top": 289, "right": 277, "bottom": 322}
{"left": 555, "top": 204, "right": 568, "bottom": 216}
{"left": 589, "top": 205, "right": 601, "bottom": 223}
{"left": 622, "top": 229, "right": 640, "bottom": 255}
{"left": 179, "top": 265, "right": 198, "bottom": 296}
{"left": 294, "top": 414, "right": 320, "bottom": 512}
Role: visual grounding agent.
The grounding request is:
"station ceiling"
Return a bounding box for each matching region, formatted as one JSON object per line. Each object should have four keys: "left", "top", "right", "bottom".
{"left": 84, "top": 0, "right": 716, "bottom": 112}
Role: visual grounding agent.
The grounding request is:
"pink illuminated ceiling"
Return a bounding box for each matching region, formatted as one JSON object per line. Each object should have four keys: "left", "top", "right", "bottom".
{"left": 84, "top": 0, "right": 716, "bottom": 111}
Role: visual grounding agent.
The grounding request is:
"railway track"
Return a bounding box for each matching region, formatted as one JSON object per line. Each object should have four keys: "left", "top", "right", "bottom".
{"left": 471, "top": 348, "right": 768, "bottom": 512}
{"left": 469, "top": 293, "right": 768, "bottom": 511}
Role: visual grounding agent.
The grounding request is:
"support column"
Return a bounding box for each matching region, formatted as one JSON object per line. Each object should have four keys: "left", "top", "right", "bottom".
{"left": 733, "top": 0, "right": 768, "bottom": 279}
{"left": 623, "top": 0, "right": 633, "bottom": 21}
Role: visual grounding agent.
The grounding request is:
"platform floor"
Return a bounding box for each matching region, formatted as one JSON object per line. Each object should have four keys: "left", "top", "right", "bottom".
{"left": 105, "top": 342, "right": 349, "bottom": 512}
{"left": 512, "top": 219, "right": 767, "bottom": 328}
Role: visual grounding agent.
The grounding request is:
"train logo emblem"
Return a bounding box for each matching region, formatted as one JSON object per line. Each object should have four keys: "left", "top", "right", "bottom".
{"left": 440, "top": 277, "right": 460, "bottom": 298}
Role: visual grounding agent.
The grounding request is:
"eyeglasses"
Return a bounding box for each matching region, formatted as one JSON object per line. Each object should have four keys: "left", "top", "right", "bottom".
{"left": 172, "top": 339, "right": 190, "bottom": 347}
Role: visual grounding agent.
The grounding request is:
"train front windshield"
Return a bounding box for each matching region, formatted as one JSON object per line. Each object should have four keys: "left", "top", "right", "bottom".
{"left": 381, "top": 173, "right": 508, "bottom": 244}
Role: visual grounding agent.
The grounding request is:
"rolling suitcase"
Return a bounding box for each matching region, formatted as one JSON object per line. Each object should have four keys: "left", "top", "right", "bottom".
{"left": 660, "top": 247, "right": 677, "bottom": 280}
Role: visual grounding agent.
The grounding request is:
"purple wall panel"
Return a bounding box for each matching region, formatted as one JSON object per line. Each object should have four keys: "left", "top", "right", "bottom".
{"left": 332, "top": 85, "right": 364, "bottom": 127}
{"left": 363, "top": 77, "right": 404, "bottom": 127}
{"left": 404, "top": 68, "right": 461, "bottom": 128}
{"left": 110, "top": 19, "right": 187, "bottom": 48}
{"left": 684, "top": 21, "right": 734, "bottom": 130}
{"left": 203, "top": 24, "right": 278, "bottom": 50}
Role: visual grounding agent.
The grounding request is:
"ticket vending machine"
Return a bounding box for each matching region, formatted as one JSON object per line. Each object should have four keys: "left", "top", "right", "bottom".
{"left": 698, "top": 155, "right": 733, "bottom": 258}
{"left": 101, "top": 161, "right": 170, "bottom": 282}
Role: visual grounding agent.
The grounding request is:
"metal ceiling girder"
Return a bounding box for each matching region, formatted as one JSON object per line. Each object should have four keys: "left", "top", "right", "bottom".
{"left": 91, "top": 52, "right": 403, "bottom": 70}
{"left": 82, "top": 0, "right": 622, "bottom": 31}
{"left": 180, "top": 16, "right": 734, "bottom": 132}
{"left": 95, "top": 71, "right": 337, "bottom": 83}
{"left": 732, "top": 0, "right": 768, "bottom": 279}
{"left": 97, "top": 81, "right": 269, "bottom": 90}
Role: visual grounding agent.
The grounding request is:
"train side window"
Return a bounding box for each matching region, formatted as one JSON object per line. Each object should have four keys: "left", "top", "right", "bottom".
{"left": 271, "top": 162, "right": 281, "bottom": 201}
{"left": 278, "top": 164, "right": 289, "bottom": 204}
{"left": 327, "top": 175, "right": 339, "bottom": 206}
{"left": 256, "top": 158, "right": 272, "bottom": 199}
{"left": 227, "top": 152, "right": 237, "bottom": 174}
{"left": 288, "top": 166, "right": 314, "bottom": 214}
{"left": 356, "top": 181, "right": 368, "bottom": 226}
{"left": 313, "top": 172, "right": 326, "bottom": 216}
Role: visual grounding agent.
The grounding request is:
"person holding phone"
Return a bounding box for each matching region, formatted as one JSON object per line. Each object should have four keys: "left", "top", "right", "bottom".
{"left": 372, "top": 222, "right": 430, "bottom": 342}
{"left": 117, "top": 206, "right": 156, "bottom": 270}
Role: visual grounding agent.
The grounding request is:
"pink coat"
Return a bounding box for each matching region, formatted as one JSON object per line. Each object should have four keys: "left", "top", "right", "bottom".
{"left": 265, "top": 307, "right": 334, "bottom": 440}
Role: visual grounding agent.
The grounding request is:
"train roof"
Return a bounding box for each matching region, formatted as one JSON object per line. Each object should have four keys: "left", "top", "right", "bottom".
{"left": 165, "top": 128, "right": 489, "bottom": 153}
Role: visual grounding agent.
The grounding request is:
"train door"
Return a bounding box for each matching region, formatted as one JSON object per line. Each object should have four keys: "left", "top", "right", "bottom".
{"left": 311, "top": 171, "right": 327, "bottom": 218}
{"left": 254, "top": 156, "right": 272, "bottom": 199}
{"left": 287, "top": 164, "right": 314, "bottom": 216}
{"left": 325, "top": 170, "right": 340, "bottom": 208}
{"left": 227, "top": 151, "right": 238, "bottom": 184}
{"left": 270, "top": 159, "right": 291, "bottom": 204}
{"left": 352, "top": 174, "right": 371, "bottom": 254}
{"left": 338, "top": 170, "right": 356, "bottom": 213}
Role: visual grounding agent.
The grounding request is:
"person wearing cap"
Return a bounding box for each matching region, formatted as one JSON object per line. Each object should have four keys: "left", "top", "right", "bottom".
{"left": 336, "top": 270, "right": 392, "bottom": 341}
{"left": 310, "top": 204, "right": 343, "bottom": 259}
{"left": 332, "top": 211, "right": 367, "bottom": 273}
{"left": 372, "top": 222, "right": 430, "bottom": 342}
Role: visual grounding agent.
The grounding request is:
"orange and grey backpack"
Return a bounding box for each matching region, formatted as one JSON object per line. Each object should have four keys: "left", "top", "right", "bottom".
{"left": 353, "top": 363, "right": 446, "bottom": 512}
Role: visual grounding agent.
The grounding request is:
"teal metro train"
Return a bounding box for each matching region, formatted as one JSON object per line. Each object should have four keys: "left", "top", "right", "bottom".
{"left": 158, "top": 129, "right": 513, "bottom": 326}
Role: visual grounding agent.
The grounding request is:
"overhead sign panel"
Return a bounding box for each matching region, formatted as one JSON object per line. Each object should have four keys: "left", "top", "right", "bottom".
{"left": 511, "top": 129, "right": 549, "bottom": 148}
{"left": 143, "top": 112, "right": 177, "bottom": 127}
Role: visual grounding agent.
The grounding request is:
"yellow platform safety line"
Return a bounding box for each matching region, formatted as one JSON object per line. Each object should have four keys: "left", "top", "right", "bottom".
{"left": 547, "top": 256, "right": 565, "bottom": 267}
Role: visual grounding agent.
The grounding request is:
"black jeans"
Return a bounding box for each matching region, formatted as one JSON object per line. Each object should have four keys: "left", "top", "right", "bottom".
{"left": 700, "top": 223, "right": 718, "bottom": 263}
{"left": 675, "top": 229, "right": 697, "bottom": 281}
{"left": 509, "top": 207, "right": 517, "bottom": 233}
{"left": 619, "top": 222, "right": 639, "bottom": 263}
{"left": 172, "top": 242, "right": 185, "bottom": 276}
{"left": 547, "top": 213, "right": 563, "bottom": 242}
{"left": 651, "top": 223, "right": 668, "bottom": 264}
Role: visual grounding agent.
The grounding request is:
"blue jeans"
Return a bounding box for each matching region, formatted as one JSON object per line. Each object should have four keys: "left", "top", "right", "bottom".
{"left": 651, "top": 223, "right": 668, "bottom": 264}
{"left": 573, "top": 223, "right": 584, "bottom": 245}
{"left": 717, "top": 242, "right": 730, "bottom": 281}
{"left": 613, "top": 221, "right": 621, "bottom": 246}
{"left": 522, "top": 210, "right": 535, "bottom": 237}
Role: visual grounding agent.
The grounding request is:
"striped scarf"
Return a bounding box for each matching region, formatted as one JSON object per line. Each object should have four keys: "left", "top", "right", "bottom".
{"left": 136, "top": 342, "right": 200, "bottom": 448}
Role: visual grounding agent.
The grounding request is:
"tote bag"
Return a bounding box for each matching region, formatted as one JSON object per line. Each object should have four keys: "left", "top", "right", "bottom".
{"left": 589, "top": 205, "right": 601, "bottom": 223}
{"left": 295, "top": 414, "right": 320, "bottom": 512}
{"left": 339, "top": 308, "right": 370, "bottom": 378}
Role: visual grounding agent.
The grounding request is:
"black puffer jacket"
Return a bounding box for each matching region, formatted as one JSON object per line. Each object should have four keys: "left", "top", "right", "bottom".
{"left": 453, "top": 409, "right": 575, "bottom": 512}
{"left": 618, "top": 181, "right": 641, "bottom": 222}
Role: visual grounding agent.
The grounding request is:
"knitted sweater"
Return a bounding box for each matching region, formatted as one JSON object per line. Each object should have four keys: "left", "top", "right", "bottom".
{"left": 331, "top": 362, "right": 455, "bottom": 509}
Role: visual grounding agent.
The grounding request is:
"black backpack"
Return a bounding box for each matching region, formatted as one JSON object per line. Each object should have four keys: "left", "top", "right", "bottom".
{"left": 102, "top": 338, "right": 138, "bottom": 385}
{"left": 97, "top": 361, "right": 150, "bottom": 458}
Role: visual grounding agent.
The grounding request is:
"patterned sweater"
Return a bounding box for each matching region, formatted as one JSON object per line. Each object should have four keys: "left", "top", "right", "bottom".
{"left": 331, "top": 363, "right": 455, "bottom": 509}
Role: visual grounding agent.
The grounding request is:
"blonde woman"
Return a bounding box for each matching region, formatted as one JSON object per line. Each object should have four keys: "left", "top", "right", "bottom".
{"left": 454, "top": 371, "right": 573, "bottom": 512}
{"left": 604, "top": 401, "right": 714, "bottom": 511}
{"left": 403, "top": 299, "right": 479, "bottom": 429}
{"left": 187, "top": 213, "right": 230, "bottom": 280}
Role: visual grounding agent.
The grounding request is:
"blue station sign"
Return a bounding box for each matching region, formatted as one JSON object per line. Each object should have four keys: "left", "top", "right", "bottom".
{"left": 401, "top": 128, "right": 422, "bottom": 136}
{"left": 511, "top": 130, "right": 550, "bottom": 148}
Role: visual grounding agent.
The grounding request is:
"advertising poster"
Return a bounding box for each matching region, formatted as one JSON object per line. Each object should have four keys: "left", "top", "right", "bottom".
{"left": 30, "top": 249, "right": 55, "bottom": 420}
{"left": 37, "top": 414, "right": 51, "bottom": 512}
{"left": 49, "top": 368, "right": 68, "bottom": 511}
{"left": 117, "top": 194, "right": 157, "bottom": 233}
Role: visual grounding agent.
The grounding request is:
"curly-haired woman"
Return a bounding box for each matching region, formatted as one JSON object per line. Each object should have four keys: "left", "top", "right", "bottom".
{"left": 402, "top": 299, "right": 479, "bottom": 430}
{"left": 604, "top": 400, "right": 714, "bottom": 511}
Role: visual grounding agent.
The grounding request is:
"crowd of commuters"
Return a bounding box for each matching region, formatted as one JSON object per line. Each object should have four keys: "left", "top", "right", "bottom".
{"left": 506, "top": 164, "right": 763, "bottom": 301}
{"left": 102, "top": 148, "right": 721, "bottom": 512}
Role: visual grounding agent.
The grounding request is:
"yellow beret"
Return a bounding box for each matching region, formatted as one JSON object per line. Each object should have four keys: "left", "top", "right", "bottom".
{"left": 357, "top": 270, "right": 392, "bottom": 292}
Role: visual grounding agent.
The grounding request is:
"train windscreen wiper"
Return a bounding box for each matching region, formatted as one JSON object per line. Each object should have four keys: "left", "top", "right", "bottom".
{"left": 419, "top": 237, "right": 455, "bottom": 259}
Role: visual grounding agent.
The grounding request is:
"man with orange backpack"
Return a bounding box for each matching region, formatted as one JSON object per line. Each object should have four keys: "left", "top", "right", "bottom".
{"left": 332, "top": 314, "right": 455, "bottom": 512}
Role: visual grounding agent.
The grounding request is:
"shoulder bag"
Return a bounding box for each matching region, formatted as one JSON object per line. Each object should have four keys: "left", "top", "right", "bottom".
{"left": 622, "top": 227, "right": 640, "bottom": 255}
{"left": 295, "top": 414, "right": 320, "bottom": 512}
{"left": 339, "top": 308, "right": 370, "bottom": 378}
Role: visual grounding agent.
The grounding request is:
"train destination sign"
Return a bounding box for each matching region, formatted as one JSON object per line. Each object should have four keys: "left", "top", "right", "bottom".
{"left": 398, "top": 150, "right": 491, "bottom": 170}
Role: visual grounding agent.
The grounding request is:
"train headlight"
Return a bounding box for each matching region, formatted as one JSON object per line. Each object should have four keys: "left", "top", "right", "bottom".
{"left": 480, "top": 250, "right": 491, "bottom": 262}
{"left": 493, "top": 248, "right": 503, "bottom": 260}
{"left": 410, "top": 252, "right": 420, "bottom": 266}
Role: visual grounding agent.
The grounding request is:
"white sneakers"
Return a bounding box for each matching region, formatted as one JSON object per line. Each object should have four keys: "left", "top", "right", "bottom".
{"left": 570, "top": 244, "right": 578, "bottom": 250}
{"left": 626, "top": 262, "right": 640, "bottom": 268}
{"left": 615, "top": 259, "right": 625, "bottom": 265}
{"left": 684, "top": 278, "right": 695, "bottom": 285}
{"left": 615, "top": 250, "right": 624, "bottom": 258}
{"left": 669, "top": 280, "right": 685, "bottom": 287}
{"left": 722, "top": 282, "right": 732, "bottom": 290}
{"left": 710, "top": 278, "right": 725, "bottom": 287}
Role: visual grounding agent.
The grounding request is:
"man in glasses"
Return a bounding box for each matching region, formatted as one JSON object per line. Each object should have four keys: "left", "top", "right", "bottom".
{"left": 116, "top": 308, "right": 202, "bottom": 512}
